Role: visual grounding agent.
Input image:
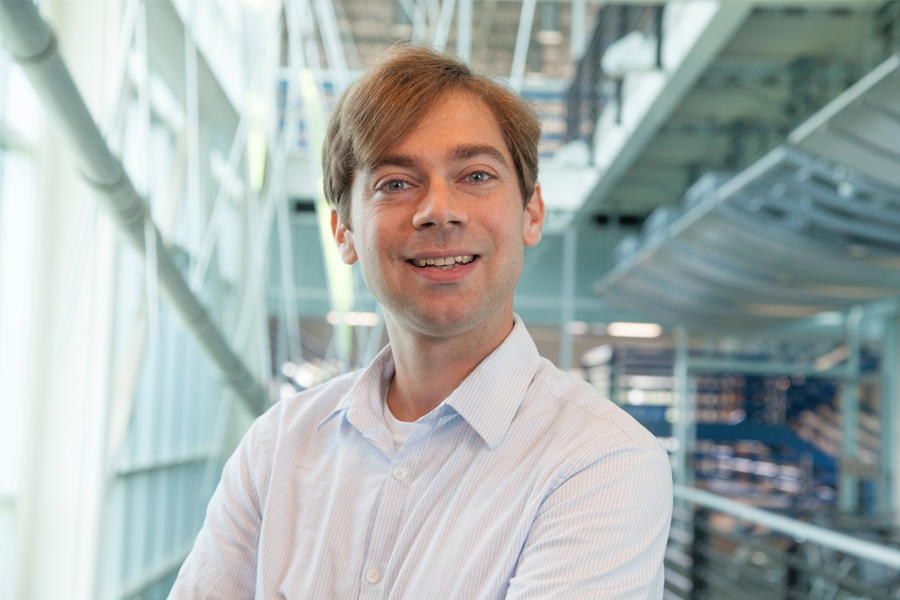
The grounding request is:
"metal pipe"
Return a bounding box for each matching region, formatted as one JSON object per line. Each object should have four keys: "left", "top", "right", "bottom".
{"left": 0, "top": 0, "right": 266, "bottom": 415}
{"left": 674, "top": 485, "right": 900, "bottom": 569}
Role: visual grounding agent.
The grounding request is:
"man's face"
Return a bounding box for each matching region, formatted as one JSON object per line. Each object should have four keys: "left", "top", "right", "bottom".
{"left": 332, "top": 91, "right": 545, "bottom": 341}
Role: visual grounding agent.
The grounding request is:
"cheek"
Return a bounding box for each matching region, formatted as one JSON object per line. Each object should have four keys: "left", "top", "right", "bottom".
{"left": 485, "top": 206, "right": 526, "bottom": 243}
{"left": 354, "top": 253, "right": 386, "bottom": 301}
{"left": 352, "top": 225, "right": 393, "bottom": 284}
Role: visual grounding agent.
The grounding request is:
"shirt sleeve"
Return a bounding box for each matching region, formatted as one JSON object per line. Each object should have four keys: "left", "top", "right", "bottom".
{"left": 167, "top": 411, "right": 275, "bottom": 600}
{"left": 505, "top": 438, "right": 673, "bottom": 600}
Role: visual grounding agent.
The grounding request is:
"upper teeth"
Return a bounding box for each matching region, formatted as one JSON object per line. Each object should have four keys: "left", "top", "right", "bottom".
{"left": 412, "top": 255, "right": 474, "bottom": 267}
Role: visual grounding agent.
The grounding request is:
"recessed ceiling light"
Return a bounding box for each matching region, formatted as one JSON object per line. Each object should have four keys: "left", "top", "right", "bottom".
{"left": 606, "top": 322, "right": 662, "bottom": 338}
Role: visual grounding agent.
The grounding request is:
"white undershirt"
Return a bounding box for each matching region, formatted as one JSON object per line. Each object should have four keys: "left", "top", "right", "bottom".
{"left": 383, "top": 396, "right": 416, "bottom": 450}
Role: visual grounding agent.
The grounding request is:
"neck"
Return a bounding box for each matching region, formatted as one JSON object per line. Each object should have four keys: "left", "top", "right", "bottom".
{"left": 385, "top": 314, "right": 515, "bottom": 422}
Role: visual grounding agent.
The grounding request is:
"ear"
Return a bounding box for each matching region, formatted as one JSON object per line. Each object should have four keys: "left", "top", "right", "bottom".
{"left": 522, "top": 182, "right": 545, "bottom": 247}
{"left": 331, "top": 209, "right": 358, "bottom": 264}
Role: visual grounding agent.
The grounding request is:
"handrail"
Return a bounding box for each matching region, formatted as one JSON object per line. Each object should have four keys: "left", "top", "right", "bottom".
{"left": 675, "top": 485, "right": 900, "bottom": 569}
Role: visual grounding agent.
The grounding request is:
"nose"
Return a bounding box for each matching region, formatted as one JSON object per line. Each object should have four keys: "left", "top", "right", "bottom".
{"left": 411, "top": 179, "right": 469, "bottom": 229}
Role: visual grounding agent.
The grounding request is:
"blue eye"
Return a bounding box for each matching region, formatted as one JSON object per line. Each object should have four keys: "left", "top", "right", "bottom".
{"left": 381, "top": 180, "right": 411, "bottom": 192}
{"left": 466, "top": 171, "right": 491, "bottom": 183}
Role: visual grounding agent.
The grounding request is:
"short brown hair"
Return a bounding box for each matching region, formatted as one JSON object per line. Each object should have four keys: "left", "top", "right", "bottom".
{"left": 323, "top": 44, "right": 541, "bottom": 229}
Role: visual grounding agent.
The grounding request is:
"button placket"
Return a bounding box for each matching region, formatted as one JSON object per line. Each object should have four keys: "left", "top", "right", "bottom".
{"left": 359, "top": 425, "right": 431, "bottom": 597}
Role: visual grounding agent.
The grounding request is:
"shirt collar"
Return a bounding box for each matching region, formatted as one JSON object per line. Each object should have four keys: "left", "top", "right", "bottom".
{"left": 317, "top": 314, "right": 541, "bottom": 450}
{"left": 316, "top": 344, "right": 395, "bottom": 438}
{"left": 441, "top": 315, "right": 540, "bottom": 449}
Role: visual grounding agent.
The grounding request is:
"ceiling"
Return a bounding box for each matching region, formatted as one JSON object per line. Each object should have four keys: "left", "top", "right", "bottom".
{"left": 596, "top": 3, "right": 893, "bottom": 217}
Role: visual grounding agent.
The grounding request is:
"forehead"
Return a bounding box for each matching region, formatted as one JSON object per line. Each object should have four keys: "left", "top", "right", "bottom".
{"left": 386, "top": 92, "right": 511, "bottom": 163}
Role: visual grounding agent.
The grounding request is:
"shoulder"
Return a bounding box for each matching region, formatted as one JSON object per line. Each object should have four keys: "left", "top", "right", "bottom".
{"left": 531, "top": 357, "right": 661, "bottom": 446}
{"left": 241, "top": 369, "right": 364, "bottom": 466}
{"left": 527, "top": 357, "right": 669, "bottom": 479}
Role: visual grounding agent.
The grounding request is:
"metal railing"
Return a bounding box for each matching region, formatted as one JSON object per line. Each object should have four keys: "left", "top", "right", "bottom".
{"left": 668, "top": 485, "right": 900, "bottom": 600}
{"left": 565, "top": 4, "right": 661, "bottom": 150}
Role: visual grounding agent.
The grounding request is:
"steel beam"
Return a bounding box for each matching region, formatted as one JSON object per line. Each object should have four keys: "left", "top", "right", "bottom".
{"left": 0, "top": 0, "right": 266, "bottom": 415}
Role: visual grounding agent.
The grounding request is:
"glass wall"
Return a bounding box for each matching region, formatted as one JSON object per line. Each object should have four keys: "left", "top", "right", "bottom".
{"left": 0, "top": 0, "right": 268, "bottom": 597}
{"left": 99, "top": 304, "right": 229, "bottom": 600}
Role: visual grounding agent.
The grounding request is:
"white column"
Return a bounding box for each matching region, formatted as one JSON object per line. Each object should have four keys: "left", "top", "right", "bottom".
{"left": 13, "top": 2, "right": 121, "bottom": 599}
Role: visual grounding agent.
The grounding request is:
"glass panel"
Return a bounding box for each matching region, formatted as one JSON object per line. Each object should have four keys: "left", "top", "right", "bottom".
{"left": 0, "top": 149, "right": 38, "bottom": 600}
{"left": 100, "top": 297, "right": 227, "bottom": 600}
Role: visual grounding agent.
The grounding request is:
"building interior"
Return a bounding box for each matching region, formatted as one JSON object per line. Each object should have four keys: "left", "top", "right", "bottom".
{"left": 1, "top": 0, "right": 899, "bottom": 597}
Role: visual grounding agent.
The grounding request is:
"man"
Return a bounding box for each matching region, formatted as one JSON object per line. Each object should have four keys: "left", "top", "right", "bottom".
{"left": 170, "top": 45, "right": 672, "bottom": 599}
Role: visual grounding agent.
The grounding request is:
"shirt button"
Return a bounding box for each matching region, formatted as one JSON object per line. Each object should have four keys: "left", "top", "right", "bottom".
{"left": 392, "top": 465, "right": 407, "bottom": 480}
{"left": 365, "top": 568, "right": 380, "bottom": 583}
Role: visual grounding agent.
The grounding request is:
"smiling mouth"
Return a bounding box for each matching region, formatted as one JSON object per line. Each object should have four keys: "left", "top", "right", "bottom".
{"left": 409, "top": 255, "right": 477, "bottom": 270}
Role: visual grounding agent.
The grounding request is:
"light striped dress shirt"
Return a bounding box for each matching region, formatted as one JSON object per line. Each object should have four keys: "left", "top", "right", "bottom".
{"left": 169, "top": 316, "right": 673, "bottom": 599}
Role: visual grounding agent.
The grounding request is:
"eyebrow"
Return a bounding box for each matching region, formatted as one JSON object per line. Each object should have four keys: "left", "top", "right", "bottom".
{"left": 450, "top": 144, "right": 510, "bottom": 168}
{"left": 370, "top": 144, "right": 511, "bottom": 172}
